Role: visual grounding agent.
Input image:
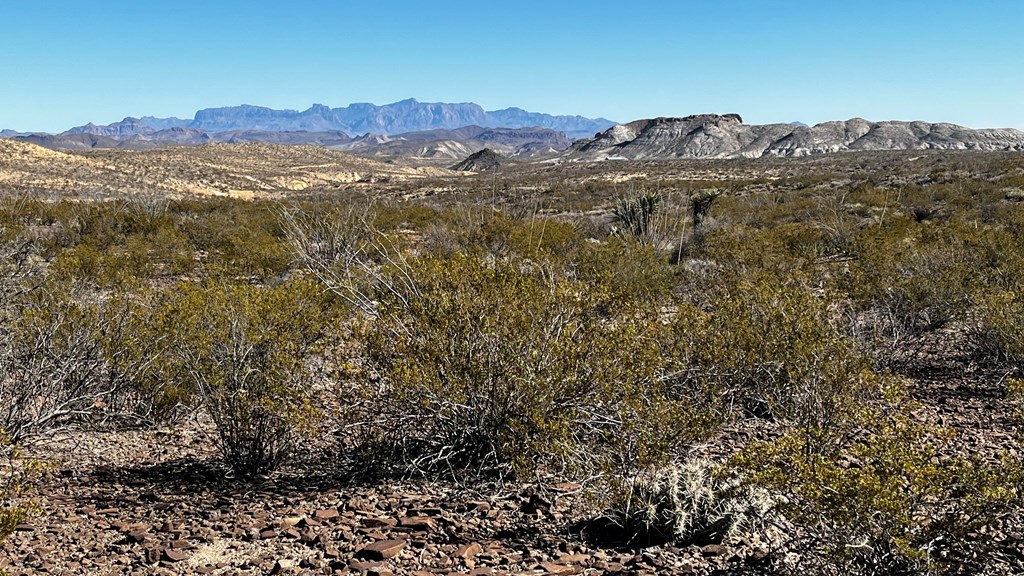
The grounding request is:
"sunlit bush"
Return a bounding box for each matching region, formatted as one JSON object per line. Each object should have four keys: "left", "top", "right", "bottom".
{"left": 734, "top": 417, "right": 1024, "bottom": 575}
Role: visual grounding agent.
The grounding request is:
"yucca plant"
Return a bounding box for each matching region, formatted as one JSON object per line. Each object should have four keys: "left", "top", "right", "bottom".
{"left": 612, "top": 191, "right": 661, "bottom": 240}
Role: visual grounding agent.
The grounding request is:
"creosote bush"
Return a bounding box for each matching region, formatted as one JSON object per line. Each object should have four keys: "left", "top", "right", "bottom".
{"left": 139, "top": 278, "right": 341, "bottom": 477}
{"left": 0, "top": 430, "right": 34, "bottom": 544}
{"left": 360, "top": 254, "right": 682, "bottom": 478}
{"left": 734, "top": 416, "right": 1024, "bottom": 575}
{"left": 666, "top": 271, "right": 880, "bottom": 451}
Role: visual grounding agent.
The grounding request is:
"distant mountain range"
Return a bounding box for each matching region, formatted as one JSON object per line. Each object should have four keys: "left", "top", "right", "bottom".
{"left": 6, "top": 104, "right": 1024, "bottom": 163}
{"left": 568, "top": 114, "right": 1024, "bottom": 160}
{"left": 0, "top": 99, "right": 610, "bottom": 159}
{"left": 9, "top": 98, "right": 612, "bottom": 140}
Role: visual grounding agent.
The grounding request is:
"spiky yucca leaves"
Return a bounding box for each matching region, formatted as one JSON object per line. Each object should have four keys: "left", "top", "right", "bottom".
{"left": 612, "top": 192, "right": 661, "bottom": 241}
{"left": 689, "top": 189, "right": 721, "bottom": 230}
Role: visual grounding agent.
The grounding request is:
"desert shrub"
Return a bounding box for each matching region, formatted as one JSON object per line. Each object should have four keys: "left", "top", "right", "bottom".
{"left": 734, "top": 418, "right": 1024, "bottom": 575}
{"left": 0, "top": 239, "right": 140, "bottom": 439}
{"left": 571, "top": 240, "right": 677, "bottom": 316}
{"left": 844, "top": 221, "right": 978, "bottom": 370}
{"left": 360, "top": 254, "right": 667, "bottom": 478}
{"left": 0, "top": 284, "right": 121, "bottom": 441}
{"left": 697, "top": 224, "right": 819, "bottom": 276}
{"left": 0, "top": 431, "right": 34, "bottom": 544}
{"left": 140, "top": 279, "right": 339, "bottom": 477}
{"left": 608, "top": 459, "right": 775, "bottom": 546}
{"left": 424, "top": 208, "right": 586, "bottom": 261}
{"left": 95, "top": 292, "right": 194, "bottom": 422}
{"left": 212, "top": 225, "right": 292, "bottom": 280}
{"left": 355, "top": 250, "right": 724, "bottom": 483}
{"left": 280, "top": 203, "right": 413, "bottom": 315}
{"left": 974, "top": 288, "right": 1024, "bottom": 375}
{"left": 668, "top": 271, "right": 878, "bottom": 451}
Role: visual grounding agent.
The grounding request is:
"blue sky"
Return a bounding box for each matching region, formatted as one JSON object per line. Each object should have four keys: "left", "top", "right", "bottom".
{"left": 2, "top": 1, "right": 1021, "bottom": 132}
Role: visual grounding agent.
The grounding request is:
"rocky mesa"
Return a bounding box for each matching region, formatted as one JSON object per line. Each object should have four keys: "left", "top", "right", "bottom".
{"left": 568, "top": 114, "right": 1024, "bottom": 160}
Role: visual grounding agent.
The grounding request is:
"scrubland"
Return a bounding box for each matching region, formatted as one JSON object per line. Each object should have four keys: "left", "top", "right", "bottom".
{"left": 1, "top": 149, "right": 1023, "bottom": 575}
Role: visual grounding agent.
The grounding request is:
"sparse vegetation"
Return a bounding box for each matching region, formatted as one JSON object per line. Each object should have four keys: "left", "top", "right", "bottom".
{"left": 2, "top": 148, "right": 1024, "bottom": 574}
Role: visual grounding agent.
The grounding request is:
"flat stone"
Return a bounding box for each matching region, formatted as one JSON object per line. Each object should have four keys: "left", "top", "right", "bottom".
{"left": 314, "top": 508, "right": 340, "bottom": 521}
{"left": 363, "top": 517, "right": 397, "bottom": 529}
{"left": 280, "top": 516, "right": 303, "bottom": 528}
{"left": 539, "top": 562, "right": 579, "bottom": 575}
{"left": 161, "top": 548, "right": 188, "bottom": 563}
{"left": 356, "top": 539, "right": 407, "bottom": 561}
{"left": 456, "top": 543, "right": 483, "bottom": 560}
{"left": 701, "top": 544, "right": 726, "bottom": 557}
{"left": 169, "top": 539, "right": 192, "bottom": 549}
{"left": 399, "top": 516, "right": 435, "bottom": 531}
{"left": 272, "top": 559, "right": 297, "bottom": 574}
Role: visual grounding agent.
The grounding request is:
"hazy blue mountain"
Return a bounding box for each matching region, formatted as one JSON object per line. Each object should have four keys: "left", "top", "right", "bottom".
{"left": 140, "top": 116, "right": 191, "bottom": 130}
{"left": 5, "top": 99, "right": 616, "bottom": 141}
{"left": 63, "top": 117, "right": 154, "bottom": 138}
{"left": 487, "top": 107, "right": 614, "bottom": 138}
{"left": 183, "top": 99, "right": 613, "bottom": 138}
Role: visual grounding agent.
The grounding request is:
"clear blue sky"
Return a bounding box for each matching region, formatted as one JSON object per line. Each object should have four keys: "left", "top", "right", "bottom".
{"left": 2, "top": 0, "right": 1022, "bottom": 132}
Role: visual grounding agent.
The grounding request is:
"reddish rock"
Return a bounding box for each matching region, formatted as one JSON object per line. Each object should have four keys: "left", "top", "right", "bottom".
{"left": 363, "top": 516, "right": 398, "bottom": 529}
{"left": 161, "top": 548, "right": 188, "bottom": 563}
{"left": 539, "top": 562, "right": 579, "bottom": 575}
{"left": 356, "top": 539, "right": 407, "bottom": 561}
{"left": 399, "top": 516, "right": 436, "bottom": 531}
{"left": 456, "top": 542, "right": 483, "bottom": 560}
{"left": 168, "top": 539, "right": 192, "bottom": 550}
{"left": 314, "top": 508, "right": 340, "bottom": 521}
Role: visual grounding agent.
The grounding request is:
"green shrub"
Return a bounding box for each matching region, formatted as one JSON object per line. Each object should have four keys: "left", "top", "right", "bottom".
{"left": 734, "top": 418, "right": 1024, "bottom": 575}
{"left": 844, "top": 222, "right": 978, "bottom": 370}
{"left": 667, "top": 271, "right": 878, "bottom": 452}
{"left": 361, "top": 254, "right": 665, "bottom": 478}
{"left": 356, "top": 249, "right": 722, "bottom": 481}
{"left": 0, "top": 284, "right": 114, "bottom": 441}
{"left": 0, "top": 431, "right": 33, "bottom": 543}
{"left": 142, "top": 279, "right": 340, "bottom": 477}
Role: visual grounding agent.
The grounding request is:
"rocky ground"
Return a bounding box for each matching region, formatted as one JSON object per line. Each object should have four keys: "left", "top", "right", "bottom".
{"left": 1, "top": 343, "right": 1022, "bottom": 576}
{"left": 0, "top": 418, "right": 777, "bottom": 576}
